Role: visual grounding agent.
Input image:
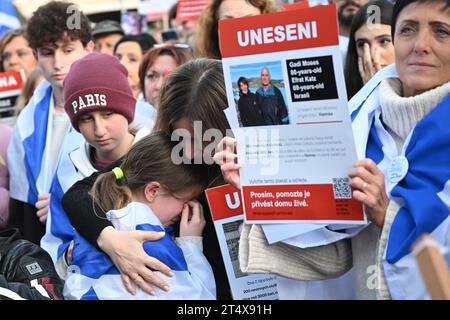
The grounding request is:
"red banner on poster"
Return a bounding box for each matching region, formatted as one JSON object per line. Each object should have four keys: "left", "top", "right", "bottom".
{"left": 205, "top": 184, "right": 243, "bottom": 221}
{"left": 219, "top": 4, "right": 338, "bottom": 58}
{"left": 0, "top": 70, "right": 24, "bottom": 93}
{"left": 242, "top": 184, "right": 364, "bottom": 222}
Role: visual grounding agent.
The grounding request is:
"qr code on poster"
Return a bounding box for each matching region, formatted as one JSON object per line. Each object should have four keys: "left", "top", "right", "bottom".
{"left": 332, "top": 177, "right": 352, "bottom": 199}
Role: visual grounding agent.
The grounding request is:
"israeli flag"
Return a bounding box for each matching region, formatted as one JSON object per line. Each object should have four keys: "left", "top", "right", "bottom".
{"left": 64, "top": 201, "right": 216, "bottom": 300}
{"left": 41, "top": 127, "right": 151, "bottom": 267}
{"left": 0, "top": 0, "right": 21, "bottom": 37}
{"left": 350, "top": 65, "right": 450, "bottom": 299}
{"left": 41, "top": 130, "right": 95, "bottom": 265}
{"left": 8, "top": 80, "right": 61, "bottom": 205}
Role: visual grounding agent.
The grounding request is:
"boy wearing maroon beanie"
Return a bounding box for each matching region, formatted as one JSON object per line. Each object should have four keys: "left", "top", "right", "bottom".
{"left": 41, "top": 53, "right": 150, "bottom": 279}
{"left": 8, "top": 1, "right": 94, "bottom": 244}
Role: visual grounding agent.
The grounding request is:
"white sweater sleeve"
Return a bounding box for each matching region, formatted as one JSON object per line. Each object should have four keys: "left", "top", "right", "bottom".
{"left": 175, "top": 237, "right": 216, "bottom": 299}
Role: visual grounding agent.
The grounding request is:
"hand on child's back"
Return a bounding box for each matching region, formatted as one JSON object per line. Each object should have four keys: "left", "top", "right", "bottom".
{"left": 179, "top": 201, "right": 205, "bottom": 237}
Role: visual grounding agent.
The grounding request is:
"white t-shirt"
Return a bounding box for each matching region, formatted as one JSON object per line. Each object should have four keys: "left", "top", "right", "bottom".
{"left": 50, "top": 111, "right": 70, "bottom": 174}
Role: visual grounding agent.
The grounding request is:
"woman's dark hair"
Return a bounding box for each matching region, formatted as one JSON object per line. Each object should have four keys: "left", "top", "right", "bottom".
{"left": 91, "top": 132, "right": 206, "bottom": 213}
{"left": 27, "top": 1, "right": 92, "bottom": 50}
{"left": 138, "top": 43, "right": 194, "bottom": 100}
{"left": 154, "top": 58, "right": 231, "bottom": 186}
{"left": 237, "top": 77, "right": 249, "bottom": 95}
{"left": 344, "top": 0, "right": 393, "bottom": 99}
{"left": 154, "top": 58, "right": 230, "bottom": 137}
{"left": 391, "top": 0, "right": 450, "bottom": 40}
{"left": 114, "top": 33, "right": 157, "bottom": 55}
{"left": 196, "top": 0, "right": 278, "bottom": 59}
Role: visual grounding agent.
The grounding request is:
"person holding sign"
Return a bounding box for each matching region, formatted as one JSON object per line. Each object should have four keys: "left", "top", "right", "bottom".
{"left": 62, "top": 59, "right": 234, "bottom": 299}
{"left": 347, "top": 0, "right": 450, "bottom": 300}
{"left": 217, "top": 0, "right": 450, "bottom": 300}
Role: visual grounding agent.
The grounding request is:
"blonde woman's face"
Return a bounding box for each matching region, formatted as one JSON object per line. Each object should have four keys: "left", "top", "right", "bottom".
{"left": 2, "top": 36, "right": 37, "bottom": 77}
{"left": 218, "top": 0, "right": 261, "bottom": 20}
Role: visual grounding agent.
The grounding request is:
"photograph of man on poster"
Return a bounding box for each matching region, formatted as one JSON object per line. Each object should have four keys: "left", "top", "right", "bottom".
{"left": 256, "top": 66, "right": 290, "bottom": 125}
{"left": 231, "top": 61, "right": 290, "bottom": 127}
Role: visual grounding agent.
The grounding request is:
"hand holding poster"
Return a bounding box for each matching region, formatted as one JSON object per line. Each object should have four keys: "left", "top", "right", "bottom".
{"left": 219, "top": 5, "right": 364, "bottom": 225}
{"left": 205, "top": 184, "right": 278, "bottom": 300}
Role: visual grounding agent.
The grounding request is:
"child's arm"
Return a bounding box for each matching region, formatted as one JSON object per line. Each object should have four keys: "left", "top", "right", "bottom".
{"left": 176, "top": 201, "right": 216, "bottom": 299}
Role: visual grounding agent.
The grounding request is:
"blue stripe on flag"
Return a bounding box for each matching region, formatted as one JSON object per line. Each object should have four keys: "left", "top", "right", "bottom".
{"left": 365, "top": 120, "right": 384, "bottom": 165}
{"left": 71, "top": 223, "right": 188, "bottom": 280}
{"left": 22, "top": 86, "right": 52, "bottom": 205}
{"left": 71, "top": 233, "right": 120, "bottom": 279}
{"left": 0, "top": 0, "right": 18, "bottom": 16}
{"left": 387, "top": 95, "right": 450, "bottom": 263}
{"left": 50, "top": 176, "right": 75, "bottom": 258}
{"left": 80, "top": 287, "right": 99, "bottom": 300}
{"left": 0, "top": 0, "right": 20, "bottom": 37}
{"left": 137, "top": 224, "right": 188, "bottom": 271}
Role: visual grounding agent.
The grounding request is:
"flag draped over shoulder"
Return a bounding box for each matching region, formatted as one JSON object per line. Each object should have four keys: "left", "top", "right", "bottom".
{"left": 8, "top": 81, "right": 55, "bottom": 205}
{"left": 41, "top": 130, "right": 95, "bottom": 264}
{"left": 41, "top": 127, "right": 150, "bottom": 266}
{"left": 64, "top": 202, "right": 216, "bottom": 300}
{"left": 350, "top": 65, "right": 450, "bottom": 299}
{"left": 0, "top": 0, "right": 20, "bottom": 37}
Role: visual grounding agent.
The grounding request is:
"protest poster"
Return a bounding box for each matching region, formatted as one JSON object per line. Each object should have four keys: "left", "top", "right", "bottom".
{"left": 205, "top": 184, "right": 278, "bottom": 300}
{"left": 219, "top": 5, "right": 364, "bottom": 225}
{"left": 0, "top": 70, "right": 24, "bottom": 125}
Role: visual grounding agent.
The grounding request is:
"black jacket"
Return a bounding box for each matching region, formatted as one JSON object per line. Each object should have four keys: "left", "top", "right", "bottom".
{"left": 7, "top": 199, "right": 45, "bottom": 245}
{"left": 256, "top": 85, "right": 289, "bottom": 125}
{"left": 62, "top": 161, "right": 232, "bottom": 300}
{"left": 237, "top": 92, "right": 265, "bottom": 127}
{"left": 0, "top": 228, "right": 64, "bottom": 300}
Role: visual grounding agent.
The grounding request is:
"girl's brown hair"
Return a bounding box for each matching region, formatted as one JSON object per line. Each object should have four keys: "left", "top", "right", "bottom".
{"left": 90, "top": 131, "right": 206, "bottom": 213}
{"left": 196, "top": 0, "right": 278, "bottom": 59}
{"left": 138, "top": 43, "right": 194, "bottom": 101}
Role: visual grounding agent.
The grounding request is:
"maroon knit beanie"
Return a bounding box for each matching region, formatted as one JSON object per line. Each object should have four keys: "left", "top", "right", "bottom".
{"left": 64, "top": 53, "right": 136, "bottom": 131}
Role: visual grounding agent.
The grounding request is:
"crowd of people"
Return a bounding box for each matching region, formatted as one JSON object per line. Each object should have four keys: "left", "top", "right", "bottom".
{"left": 0, "top": 0, "right": 448, "bottom": 301}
